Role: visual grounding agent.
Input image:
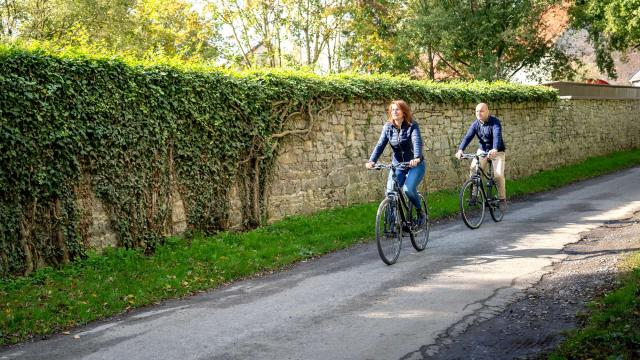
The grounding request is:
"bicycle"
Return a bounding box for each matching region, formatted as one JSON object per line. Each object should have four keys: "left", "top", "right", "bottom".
{"left": 458, "top": 151, "right": 504, "bottom": 229}
{"left": 371, "top": 163, "right": 430, "bottom": 265}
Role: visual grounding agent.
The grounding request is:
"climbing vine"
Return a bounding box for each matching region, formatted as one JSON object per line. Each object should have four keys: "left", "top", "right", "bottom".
{"left": 0, "top": 45, "right": 558, "bottom": 277}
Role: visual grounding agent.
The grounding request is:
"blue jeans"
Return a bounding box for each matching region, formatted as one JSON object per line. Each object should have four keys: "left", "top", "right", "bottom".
{"left": 386, "top": 162, "right": 426, "bottom": 210}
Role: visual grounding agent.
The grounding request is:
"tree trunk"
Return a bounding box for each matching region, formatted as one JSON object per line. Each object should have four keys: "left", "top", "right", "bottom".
{"left": 428, "top": 45, "right": 435, "bottom": 80}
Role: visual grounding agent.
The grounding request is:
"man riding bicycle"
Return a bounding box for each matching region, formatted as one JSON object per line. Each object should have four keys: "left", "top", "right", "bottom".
{"left": 455, "top": 103, "right": 507, "bottom": 211}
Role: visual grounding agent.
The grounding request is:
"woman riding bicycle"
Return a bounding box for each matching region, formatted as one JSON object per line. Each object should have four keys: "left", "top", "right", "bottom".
{"left": 365, "top": 100, "right": 426, "bottom": 226}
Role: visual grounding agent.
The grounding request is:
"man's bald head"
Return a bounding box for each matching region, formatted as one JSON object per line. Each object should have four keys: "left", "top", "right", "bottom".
{"left": 475, "top": 103, "right": 489, "bottom": 122}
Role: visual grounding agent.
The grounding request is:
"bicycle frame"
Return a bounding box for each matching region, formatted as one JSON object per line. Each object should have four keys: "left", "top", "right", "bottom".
{"left": 387, "top": 169, "right": 412, "bottom": 227}
{"left": 372, "top": 162, "right": 417, "bottom": 228}
{"left": 465, "top": 153, "right": 498, "bottom": 208}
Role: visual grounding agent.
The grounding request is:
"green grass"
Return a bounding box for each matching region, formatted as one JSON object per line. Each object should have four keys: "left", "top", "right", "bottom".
{"left": 549, "top": 251, "right": 640, "bottom": 359}
{"left": 1, "top": 148, "right": 640, "bottom": 346}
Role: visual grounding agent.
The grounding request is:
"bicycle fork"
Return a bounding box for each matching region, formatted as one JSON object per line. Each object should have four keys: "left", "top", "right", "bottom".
{"left": 388, "top": 193, "right": 410, "bottom": 233}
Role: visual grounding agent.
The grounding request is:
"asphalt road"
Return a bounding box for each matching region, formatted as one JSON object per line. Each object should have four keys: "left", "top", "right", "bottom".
{"left": 2, "top": 167, "right": 640, "bottom": 360}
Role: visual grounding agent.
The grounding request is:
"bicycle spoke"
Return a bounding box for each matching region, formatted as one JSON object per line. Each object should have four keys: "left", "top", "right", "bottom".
{"left": 460, "top": 179, "right": 485, "bottom": 229}
{"left": 486, "top": 182, "right": 504, "bottom": 222}
{"left": 376, "top": 198, "right": 402, "bottom": 264}
{"left": 410, "top": 194, "right": 430, "bottom": 251}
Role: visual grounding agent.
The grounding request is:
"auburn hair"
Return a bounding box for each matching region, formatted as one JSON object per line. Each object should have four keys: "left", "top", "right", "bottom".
{"left": 387, "top": 100, "right": 412, "bottom": 126}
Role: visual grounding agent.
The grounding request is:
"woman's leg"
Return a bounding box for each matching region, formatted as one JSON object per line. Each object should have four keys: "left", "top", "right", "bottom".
{"left": 402, "top": 162, "right": 426, "bottom": 209}
{"left": 386, "top": 169, "right": 404, "bottom": 195}
{"left": 388, "top": 168, "right": 407, "bottom": 191}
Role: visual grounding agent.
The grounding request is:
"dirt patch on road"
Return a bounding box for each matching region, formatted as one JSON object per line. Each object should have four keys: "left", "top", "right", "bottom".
{"left": 414, "top": 211, "right": 640, "bottom": 360}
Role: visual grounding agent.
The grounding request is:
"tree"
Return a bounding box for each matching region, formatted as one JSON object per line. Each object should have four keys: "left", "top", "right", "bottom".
{"left": 0, "top": 0, "right": 22, "bottom": 37}
{"left": 409, "top": 0, "right": 561, "bottom": 81}
{"left": 214, "top": 0, "right": 348, "bottom": 71}
{"left": 129, "top": 0, "right": 223, "bottom": 61}
{"left": 0, "top": 0, "right": 223, "bottom": 63}
{"left": 216, "top": 0, "right": 288, "bottom": 68}
{"left": 569, "top": 0, "right": 640, "bottom": 78}
{"left": 12, "top": 0, "right": 135, "bottom": 43}
{"left": 285, "top": 0, "right": 347, "bottom": 71}
{"left": 341, "top": 0, "right": 416, "bottom": 74}
{"left": 405, "top": 0, "right": 451, "bottom": 79}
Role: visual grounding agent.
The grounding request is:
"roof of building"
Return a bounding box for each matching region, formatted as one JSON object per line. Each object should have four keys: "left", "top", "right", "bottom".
{"left": 631, "top": 70, "right": 640, "bottom": 83}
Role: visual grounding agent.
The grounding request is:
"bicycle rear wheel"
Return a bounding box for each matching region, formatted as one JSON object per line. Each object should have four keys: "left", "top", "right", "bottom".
{"left": 487, "top": 183, "right": 504, "bottom": 222}
{"left": 409, "top": 194, "right": 430, "bottom": 251}
{"left": 460, "top": 179, "right": 485, "bottom": 229}
{"left": 376, "top": 198, "right": 402, "bottom": 265}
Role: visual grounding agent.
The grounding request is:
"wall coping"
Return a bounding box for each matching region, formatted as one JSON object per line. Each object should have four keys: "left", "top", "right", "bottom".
{"left": 544, "top": 81, "right": 640, "bottom": 100}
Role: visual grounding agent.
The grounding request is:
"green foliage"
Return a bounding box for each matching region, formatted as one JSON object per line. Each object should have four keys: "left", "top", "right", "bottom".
{"left": 0, "top": 46, "right": 273, "bottom": 276}
{"left": 1, "top": 147, "right": 639, "bottom": 346}
{"left": 1, "top": 0, "right": 592, "bottom": 79}
{"left": 550, "top": 253, "right": 640, "bottom": 359}
{"left": 0, "top": 44, "right": 556, "bottom": 277}
{"left": 285, "top": 0, "right": 346, "bottom": 69}
{"left": 342, "top": 0, "right": 415, "bottom": 74}
{"left": 569, "top": 0, "right": 640, "bottom": 79}
{"left": 0, "top": 0, "right": 222, "bottom": 63}
{"left": 409, "top": 0, "right": 567, "bottom": 81}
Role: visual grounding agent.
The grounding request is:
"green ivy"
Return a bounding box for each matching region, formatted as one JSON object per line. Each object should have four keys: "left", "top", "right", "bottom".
{"left": 0, "top": 44, "right": 558, "bottom": 277}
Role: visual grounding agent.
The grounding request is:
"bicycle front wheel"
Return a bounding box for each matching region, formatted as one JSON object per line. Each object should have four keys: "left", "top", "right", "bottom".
{"left": 460, "top": 179, "right": 485, "bottom": 229}
{"left": 410, "top": 193, "right": 430, "bottom": 251}
{"left": 376, "top": 198, "right": 402, "bottom": 265}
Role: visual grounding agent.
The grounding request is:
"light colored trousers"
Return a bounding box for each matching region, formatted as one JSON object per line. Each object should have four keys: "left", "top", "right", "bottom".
{"left": 470, "top": 151, "right": 506, "bottom": 199}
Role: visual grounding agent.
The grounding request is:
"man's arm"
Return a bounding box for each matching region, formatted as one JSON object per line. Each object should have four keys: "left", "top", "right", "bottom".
{"left": 492, "top": 120, "right": 503, "bottom": 151}
{"left": 455, "top": 121, "right": 476, "bottom": 159}
{"left": 458, "top": 122, "right": 476, "bottom": 151}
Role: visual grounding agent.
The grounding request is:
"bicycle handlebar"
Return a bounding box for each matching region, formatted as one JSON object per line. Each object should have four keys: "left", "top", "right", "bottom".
{"left": 460, "top": 151, "right": 489, "bottom": 160}
{"left": 368, "top": 148, "right": 432, "bottom": 170}
{"left": 370, "top": 162, "right": 412, "bottom": 170}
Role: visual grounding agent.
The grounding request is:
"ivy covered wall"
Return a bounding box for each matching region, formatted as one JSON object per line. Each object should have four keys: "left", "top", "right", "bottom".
{"left": 0, "top": 47, "right": 557, "bottom": 276}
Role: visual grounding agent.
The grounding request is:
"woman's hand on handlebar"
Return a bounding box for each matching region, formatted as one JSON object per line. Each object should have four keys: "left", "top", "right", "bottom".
{"left": 455, "top": 149, "right": 464, "bottom": 159}
{"left": 365, "top": 161, "right": 375, "bottom": 169}
{"left": 409, "top": 158, "right": 421, "bottom": 168}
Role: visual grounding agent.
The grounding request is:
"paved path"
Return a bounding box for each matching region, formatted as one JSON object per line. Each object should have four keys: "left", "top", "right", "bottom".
{"left": 2, "top": 167, "right": 640, "bottom": 360}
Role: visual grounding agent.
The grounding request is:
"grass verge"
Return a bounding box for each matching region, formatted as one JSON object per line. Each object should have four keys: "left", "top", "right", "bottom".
{"left": 2, "top": 148, "right": 640, "bottom": 346}
{"left": 549, "top": 250, "right": 640, "bottom": 359}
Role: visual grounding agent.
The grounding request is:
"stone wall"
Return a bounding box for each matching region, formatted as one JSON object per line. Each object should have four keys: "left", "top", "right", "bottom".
{"left": 77, "top": 98, "right": 640, "bottom": 238}
{"left": 249, "top": 98, "right": 640, "bottom": 224}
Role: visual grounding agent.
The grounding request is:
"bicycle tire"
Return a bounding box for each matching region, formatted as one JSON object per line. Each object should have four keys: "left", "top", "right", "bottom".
{"left": 410, "top": 193, "right": 430, "bottom": 251}
{"left": 460, "top": 179, "right": 485, "bottom": 229}
{"left": 376, "top": 198, "right": 402, "bottom": 265}
{"left": 487, "top": 183, "right": 504, "bottom": 222}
